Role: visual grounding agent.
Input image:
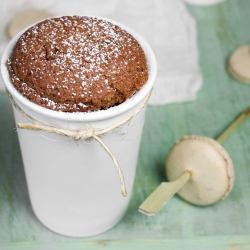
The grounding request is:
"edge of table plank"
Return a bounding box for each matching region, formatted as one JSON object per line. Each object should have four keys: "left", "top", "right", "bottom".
{"left": 1, "top": 236, "right": 250, "bottom": 250}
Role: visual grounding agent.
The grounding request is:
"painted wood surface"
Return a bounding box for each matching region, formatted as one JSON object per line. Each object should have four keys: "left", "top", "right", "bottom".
{"left": 1, "top": 0, "right": 250, "bottom": 249}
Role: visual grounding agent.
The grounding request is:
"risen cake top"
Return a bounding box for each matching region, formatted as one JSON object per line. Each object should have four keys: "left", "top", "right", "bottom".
{"left": 7, "top": 16, "right": 148, "bottom": 112}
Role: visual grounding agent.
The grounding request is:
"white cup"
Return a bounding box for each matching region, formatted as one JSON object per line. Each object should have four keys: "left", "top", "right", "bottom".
{"left": 1, "top": 17, "right": 157, "bottom": 237}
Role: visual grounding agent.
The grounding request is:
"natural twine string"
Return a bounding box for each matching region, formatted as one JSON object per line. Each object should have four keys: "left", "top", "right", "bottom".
{"left": 7, "top": 89, "right": 152, "bottom": 197}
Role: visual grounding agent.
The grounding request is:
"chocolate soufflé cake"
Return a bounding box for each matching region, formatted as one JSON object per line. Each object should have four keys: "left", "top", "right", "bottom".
{"left": 7, "top": 16, "right": 148, "bottom": 112}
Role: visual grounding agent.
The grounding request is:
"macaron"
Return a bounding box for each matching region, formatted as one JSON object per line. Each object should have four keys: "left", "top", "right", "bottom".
{"left": 6, "top": 9, "right": 52, "bottom": 39}
{"left": 166, "top": 135, "right": 234, "bottom": 206}
{"left": 228, "top": 45, "right": 250, "bottom": 84}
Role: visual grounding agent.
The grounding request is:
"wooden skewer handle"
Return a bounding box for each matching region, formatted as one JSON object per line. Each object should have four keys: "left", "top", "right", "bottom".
{"left": 139, "top": 171, "right": 191, "bottom": 216}
{"left": 217, "top": 106, "right": 250, "bottom": 144}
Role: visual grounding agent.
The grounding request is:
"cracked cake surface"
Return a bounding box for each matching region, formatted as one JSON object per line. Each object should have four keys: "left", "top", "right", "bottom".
{"left": 7, "top": 15, "right": 148, "bottom": 112}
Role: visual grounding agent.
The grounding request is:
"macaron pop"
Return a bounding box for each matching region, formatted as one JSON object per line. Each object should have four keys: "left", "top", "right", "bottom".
{"left": 139, "top": 106, "right": 250, "bottom": 216}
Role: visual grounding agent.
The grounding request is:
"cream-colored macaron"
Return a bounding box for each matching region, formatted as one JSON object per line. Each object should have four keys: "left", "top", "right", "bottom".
{"left": 228, "top": 45, "right": 250, "bottom": 84}
{"left": 6, "top": 9, "right": 52, "bottom": 39}
{"left": 166, "top": 136, "right": 234, "bottom": 206}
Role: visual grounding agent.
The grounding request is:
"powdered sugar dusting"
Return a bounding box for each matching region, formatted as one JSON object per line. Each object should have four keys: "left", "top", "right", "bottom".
{"left": 7, "top": 16, "right": 148, "bottom": 112}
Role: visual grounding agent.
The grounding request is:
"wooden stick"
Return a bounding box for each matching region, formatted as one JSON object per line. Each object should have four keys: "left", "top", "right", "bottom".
{"left": 216, "top": 106, "right": 250, "bottom": 144}
{"left": 139, "top": 172, "right": 191, "bottom": 216}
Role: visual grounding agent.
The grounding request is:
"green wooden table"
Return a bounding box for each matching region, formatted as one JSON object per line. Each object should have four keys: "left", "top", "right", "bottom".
{"left": 1, "top": 0, "right": 250, "bottom": 249}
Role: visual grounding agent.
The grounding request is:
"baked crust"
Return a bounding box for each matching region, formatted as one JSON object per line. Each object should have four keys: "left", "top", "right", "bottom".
{"left": 7, "top": 16, "right": 148, "bottom": 112}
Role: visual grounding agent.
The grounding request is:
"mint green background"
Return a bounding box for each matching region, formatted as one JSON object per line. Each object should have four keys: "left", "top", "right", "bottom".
{"left": 1, "top": 0, "right": 250, "bottom": 249}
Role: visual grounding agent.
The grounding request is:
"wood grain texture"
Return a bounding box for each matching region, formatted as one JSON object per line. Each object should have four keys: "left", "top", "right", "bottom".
{"left": 1, "top": 0, "right": 250, "bottom": 248}
{"left": 1, "top": 236, "right": 250, "bottom": 250}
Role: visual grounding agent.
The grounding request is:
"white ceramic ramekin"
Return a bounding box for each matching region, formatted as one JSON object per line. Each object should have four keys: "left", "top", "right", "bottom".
{"left": 1, "top": 16, "right": 157, "bottom": 237}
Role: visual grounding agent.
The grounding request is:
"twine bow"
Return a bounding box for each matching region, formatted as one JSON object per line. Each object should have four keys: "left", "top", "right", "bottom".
{"left": 7, "top": 90, "right": 152, "bottom": 197}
